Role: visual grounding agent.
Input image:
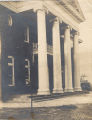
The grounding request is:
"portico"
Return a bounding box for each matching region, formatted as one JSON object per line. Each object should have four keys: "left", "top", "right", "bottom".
{"left": 34, "top": 8, "right": 83, "bottom": 94}
{"left": 0, "top": 0, "right": 85, "bottom": 103}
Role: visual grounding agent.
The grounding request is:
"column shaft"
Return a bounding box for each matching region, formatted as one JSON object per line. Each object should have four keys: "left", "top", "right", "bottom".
{"left": 73, "top": 32, "right": 81, "bottom": 91}
{"left": 52, "top": 18, "right": 63, "bottom": 93}
{"left": 37, "top": 9, "right": 50, "bottom": 95}
{"left": 64, "top": 26, "right": 73, "bottom": 92}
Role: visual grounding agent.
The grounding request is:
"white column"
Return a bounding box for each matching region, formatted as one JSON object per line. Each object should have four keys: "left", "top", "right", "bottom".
{"left": 73, "top": 32, "right": 81, "bottom": 91}
{"left": 64, "top": 26, "right": 73, "bottom": 92}
{"left": 37, "top": 9, "right": 50, "bottom": 95}
{"left": 52, "top": 17, "right": 63, "bottom": 93}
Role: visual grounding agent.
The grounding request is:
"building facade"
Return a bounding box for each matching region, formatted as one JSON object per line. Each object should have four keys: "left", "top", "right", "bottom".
{"left": 0, "top": 0, "right": 85, "bottom": 103}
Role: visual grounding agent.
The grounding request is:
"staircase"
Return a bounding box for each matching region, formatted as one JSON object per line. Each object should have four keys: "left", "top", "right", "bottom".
{"left": 5, "top": 91, "right": 87, "bottom": 103}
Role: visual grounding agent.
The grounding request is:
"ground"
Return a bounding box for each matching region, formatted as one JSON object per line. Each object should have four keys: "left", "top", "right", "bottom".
{"left": 1, "top": 104, "right": 92, "bottom": 120}
{"left": 0, "top": 92, "right": 92, "bottom": 120}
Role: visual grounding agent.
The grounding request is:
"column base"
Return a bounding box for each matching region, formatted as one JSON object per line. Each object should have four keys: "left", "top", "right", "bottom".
{"left": 37, "top": 89, "right": 50, "bottom": 95}
{"left": 64, "top": 88, "right": 74, "bottom": 92}
{"left": 74, "top": 87, "right": 82, "bottom": 92}
{"left": 53, "top": 88, "right": 63, "bottom": 94}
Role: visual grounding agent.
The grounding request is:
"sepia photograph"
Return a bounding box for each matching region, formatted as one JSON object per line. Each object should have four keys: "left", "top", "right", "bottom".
{"left": 0, "top": 0, "right": 92, "bottom": 119}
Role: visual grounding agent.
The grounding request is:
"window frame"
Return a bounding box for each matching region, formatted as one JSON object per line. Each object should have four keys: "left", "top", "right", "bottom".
{"left": 8, "top": 56, "right": 15, "bottom": 86}
{"left": 24, "top": 26, "right": 30, "bottom": 43}
{"left": 25, "top": 59, "right": 30, "bottom": 85}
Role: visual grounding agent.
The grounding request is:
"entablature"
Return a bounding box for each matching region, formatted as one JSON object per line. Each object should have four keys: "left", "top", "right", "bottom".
{"left": 0, "top": 0, "right": 85, "bottom": 31}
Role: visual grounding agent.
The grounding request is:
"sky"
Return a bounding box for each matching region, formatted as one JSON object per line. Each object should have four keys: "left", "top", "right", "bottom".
{"left": 78, "top": 0, "right": 92, "bottom": 82}
{"left": 79, "top": 0, "right": 92, "bottom": 52}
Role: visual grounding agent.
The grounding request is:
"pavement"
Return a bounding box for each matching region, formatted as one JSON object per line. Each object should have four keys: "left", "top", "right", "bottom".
{"left": 0, "top": 92, "right": 92, "bottom": 120}
{"left": 0, "top": 103, "right": 92, "bottom": 120}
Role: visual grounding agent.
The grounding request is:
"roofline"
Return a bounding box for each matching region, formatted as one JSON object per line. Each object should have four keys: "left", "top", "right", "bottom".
{"left": 0, "top": 0, "right": 85, "bottom": 23}
{"left": 58, "top": 0, "right": 85, "bottom": 22}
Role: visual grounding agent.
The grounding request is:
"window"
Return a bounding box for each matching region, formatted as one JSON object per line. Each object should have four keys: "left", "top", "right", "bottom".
{"left": 24, "top": 27, "right": 30, "bottom": 43}
{"left": 8, "top": 15, "right": 13, "bottom": 27}
{"left": 8, "top": 56, "right": 15, "bottom": 86}
{"left": 25, "top": 59, "right": 30, "bottom": 85}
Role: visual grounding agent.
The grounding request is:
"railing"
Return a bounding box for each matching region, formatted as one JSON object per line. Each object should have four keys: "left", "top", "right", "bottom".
{"left": 33, "top": 43, "right": 38, "bottom": 49}
{"left": 32, "top": 43, "right": 53, "bottom": 55}
{"left": 47, "top": 44, "right": 53, "bottom": 55}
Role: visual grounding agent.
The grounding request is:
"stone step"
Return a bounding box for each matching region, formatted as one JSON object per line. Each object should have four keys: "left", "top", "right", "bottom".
{"left": 6, "top": 91, "right": 88, "bottom": 103}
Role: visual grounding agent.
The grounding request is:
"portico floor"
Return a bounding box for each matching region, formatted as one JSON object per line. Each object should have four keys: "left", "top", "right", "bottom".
{"left": 0, "top": 91, "right": 92, "bottom": 108}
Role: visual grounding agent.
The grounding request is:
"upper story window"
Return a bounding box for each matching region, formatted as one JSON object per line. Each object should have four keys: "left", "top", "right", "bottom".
{"left": 8, "top": 56, "right": 15, "bottom": 86}
{"left": 8, "top": 15, "right": 13, "bottom": 27}
{"left": 24, "top": 26, "right": 30, "bottom": 43}
{"left": 25, "top": 59, "right": 30, "bottom": 85}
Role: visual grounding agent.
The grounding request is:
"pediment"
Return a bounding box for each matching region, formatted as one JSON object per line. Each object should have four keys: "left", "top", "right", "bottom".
{"left": 66, "top": 0, "right": 85, "bottom": 19}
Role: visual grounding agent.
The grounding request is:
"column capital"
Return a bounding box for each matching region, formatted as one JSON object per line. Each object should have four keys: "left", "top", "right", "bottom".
{"left": 33, "top": 6, "right": 48, "bottom": 14}
{"left": 50, "top": 17, "right": 62, "bottom": 24}
{"left": 64, "top": 25, "right": 74, "bottom": 31}
{"left": 73, "top": 31, "right": 80, "bottom": 36}
{"left": 52, "top": 17, "right": 60, "bottom": 26}
{"left": 65, "top": 25, "right": 71, "bottom": 30}
{"left": 63, "top": 25, "right": 73, "bottom": 33}
{"left": 54, "top": 17, "right": 59, "bottom": 22}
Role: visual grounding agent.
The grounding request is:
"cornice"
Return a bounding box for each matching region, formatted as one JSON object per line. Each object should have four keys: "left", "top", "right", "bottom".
{"left": 0, "top": 1, "right": 43, "bottom": 13}
{"left": 43, "top": 1, "right": 79, "bottom": 31}
{"left": 0, "top": 0, "right": 84, "bottom": 31}
{"left": 0, "top": 1, "right": 85, "bottom": 23}
{"left": 0, "top": 2, "right": 18, "bottom": 13}
{"left": 57, "top": 0, "right": 85, "bottom": 23}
